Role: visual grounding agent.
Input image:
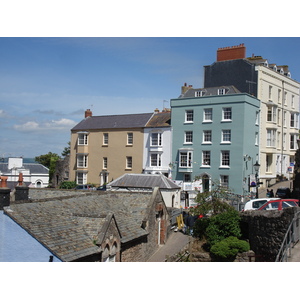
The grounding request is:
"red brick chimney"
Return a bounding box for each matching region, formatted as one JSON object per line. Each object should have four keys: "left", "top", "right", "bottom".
{"left": 85, "top": 109, "right": 92, "bottom": 118}
{"left": 217, "top": 43, "right": 246, "bottom": 62}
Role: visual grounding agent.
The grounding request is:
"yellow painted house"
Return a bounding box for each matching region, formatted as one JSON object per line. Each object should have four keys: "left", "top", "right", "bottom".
{"left": 69, "top": 109, "right": 154, "bottom": 186}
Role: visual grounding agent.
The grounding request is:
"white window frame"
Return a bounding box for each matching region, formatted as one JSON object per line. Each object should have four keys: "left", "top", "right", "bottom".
{"left": 220, "top": 151, "right": 230, "bottom": 168}
{"left": 150, "top": 153, "right": 162, "bottom": 167}
{"left": 77, "top": 154, "right": 88, "bottom": 168}
{"left": 222, "top": 107, "right": 232, "bottom": 121}
{"left": 221, "top": 129, "right": 231, "bottom": 143}
{"left": 185, "top": 110, "right": 194, "bottom": 123}
{"left": 126, "top": 156, "right": 132, "bottom": 169}
{"left": 267, "top": 105, "right": 276, "bottom": 123}
{"left": 267, "top": 129, "right": 276, "bottom": 147}
{"left": 179, "top": 151, "right": 193, "bottom": 168}
{"left": 203, "top": 108, "right": 213, "bottom": 122}
{"left": 202, "top": 151, "right": 211, "bottom": 167}
{"left": 203, "top": 130, "right": 212, "bottom": 144}
{"left": 218, "top": 88, "right": 226, "bottom": 95}
{"left": 76, "top": 172, "right": 87, "bottom": 185}
{"left": 184, "top": 131, "right": 193, "bottom": 144}
{"left": 103, "top": 133, "right": 109, "bottom": 145}
{"left": 151, "top": 132, "right": 162, "bottom": 146}
{"left": 220, "top": 175, "right": 229, "bottom": 189}
{"left": 127, "top": 132, "right": 133, "bottom": 145}
{"left": 103, "top": 157, "right": 108, "bottom": 169}
{"left": 78, "top": 132, "right": 88, "bottom": 145}
{"left": 290, "top": 134, "right": 298, "bottom": 150}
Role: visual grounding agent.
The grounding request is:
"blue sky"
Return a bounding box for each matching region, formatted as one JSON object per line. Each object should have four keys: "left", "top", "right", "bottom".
{"left": 1, "top": 37, "right": 300, "bottom": 158}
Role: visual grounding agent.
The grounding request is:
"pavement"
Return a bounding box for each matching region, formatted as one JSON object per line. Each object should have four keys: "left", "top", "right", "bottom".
{"left": 257, "top": 179, "right": 293, "bottom": 198}
{"left": 147, "top": 230, "right": 191, "bottom": 262}
{"left": 288, "top": 242, "right": 300, "bottom": 262}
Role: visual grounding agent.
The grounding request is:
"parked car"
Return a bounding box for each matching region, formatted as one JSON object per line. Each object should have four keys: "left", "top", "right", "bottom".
{"left": 96, "top": 185, "right": 106, "bottom": 191}
{"left": 258, "top": 199, "right": 299, "bottom": 211}
{"left": 75, "top": 184, "right": 95, "bottom": 190}
{"left": 243, "top": 198, "right": 280, "bottom": 211}
{"left": 275, "top": 187, "right": 291, "bottom": 199}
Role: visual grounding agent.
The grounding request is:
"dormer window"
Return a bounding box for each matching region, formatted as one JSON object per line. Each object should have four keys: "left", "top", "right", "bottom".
{"left": 218, "top": 88, "right": 226, "bottom": 95}
{"left": 195, "top": 90, "right": 206, "bottom": 97}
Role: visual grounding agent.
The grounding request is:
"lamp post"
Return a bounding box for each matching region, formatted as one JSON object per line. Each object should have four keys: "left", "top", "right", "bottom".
{"left": 253, "top": 161, "right": 260, "bottom": 198}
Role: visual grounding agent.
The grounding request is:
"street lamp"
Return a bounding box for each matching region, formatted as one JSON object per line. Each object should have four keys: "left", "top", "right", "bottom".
{"left": 253, "top": 161, "right": 260, "bottom": 198}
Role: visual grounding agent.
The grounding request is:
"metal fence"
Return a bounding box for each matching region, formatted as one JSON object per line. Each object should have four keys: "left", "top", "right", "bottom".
{"left": 275, "top": 210, "right": 300, "bottom": 262}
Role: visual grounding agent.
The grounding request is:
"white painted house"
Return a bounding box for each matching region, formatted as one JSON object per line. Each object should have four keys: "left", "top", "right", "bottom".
{"left": 0, "top": 157, "right": 49, "bottom": 188}
{"left": 143, "top": 109, "right": 173, "bottom": 178}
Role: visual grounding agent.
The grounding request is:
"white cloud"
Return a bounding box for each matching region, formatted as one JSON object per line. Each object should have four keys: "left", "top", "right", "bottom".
{"left": 14, "top": 118, "right": 76, "bottom": 132}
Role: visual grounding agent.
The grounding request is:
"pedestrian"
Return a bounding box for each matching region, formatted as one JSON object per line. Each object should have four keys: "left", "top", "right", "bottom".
{"left": 266, "top": 189, "right": 271, "bottom": 197}
{"left": 269, "top": 189, "right": 274, "bottom": 197}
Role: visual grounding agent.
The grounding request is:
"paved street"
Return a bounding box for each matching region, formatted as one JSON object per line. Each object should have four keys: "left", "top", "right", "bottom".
{"left": 288, "top": 242, "right": 300, "bottom": 262}
{"left": 257, "top": 180, "right": 293, "bottom": 198}
{"left": 147, "top": 231, "right": 191, "bottom": 262}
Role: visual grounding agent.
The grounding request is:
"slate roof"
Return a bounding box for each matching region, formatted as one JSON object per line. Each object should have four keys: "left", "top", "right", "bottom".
{"left": 145, "top": 111, "right": 171, "bottom": 128}
{"left": 180, "top": 85, "right": 241, "bottom": 98}
{"left": 108, "top": 174, "right": 180, "bottom": 190}
{"left": 0, "top": 163, "right": 49, "bottom": 174}
{"left": 4, "top": 190, "right": 159, "bottom": 261}
{"left": 71, "top": 113, "right": 154, "bottom": 131}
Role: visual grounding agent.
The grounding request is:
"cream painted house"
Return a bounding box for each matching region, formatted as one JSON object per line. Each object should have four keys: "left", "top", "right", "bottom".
{"left": 204, "top": 44, "right": 300, "bottom": 188}
{"left": 70, "top": 110, "right": 153, "bottom": 186}
{"left": 254, "top": 61, "right": 300, "bottom": 186}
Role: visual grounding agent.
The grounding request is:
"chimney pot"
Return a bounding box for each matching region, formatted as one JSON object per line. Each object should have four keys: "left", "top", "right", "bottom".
{"left": 85, "top": 109, "right": 92, "bottom": 118}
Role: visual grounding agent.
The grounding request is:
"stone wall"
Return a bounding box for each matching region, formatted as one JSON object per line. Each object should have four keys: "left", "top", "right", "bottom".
{"left": 240, "top": 207, "right": 299, "bottom": 262}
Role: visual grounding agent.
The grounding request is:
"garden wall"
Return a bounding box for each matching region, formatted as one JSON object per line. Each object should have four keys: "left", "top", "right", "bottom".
{"left": 240, "top": 207, "right": 299, "bottom": 261}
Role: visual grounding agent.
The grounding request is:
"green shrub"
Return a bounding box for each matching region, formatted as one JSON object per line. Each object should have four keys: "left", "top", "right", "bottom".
{"left": 210, "top": 236, "right": 250, "bottom": 262}
{"left": 193, "top": 217, "right": 210, "bottom": 240}
{"left": 206, "top": 209, "right": 241, "bottom": 245}
{"left": 59, "top": 181, "right": 77, "bottom": 189}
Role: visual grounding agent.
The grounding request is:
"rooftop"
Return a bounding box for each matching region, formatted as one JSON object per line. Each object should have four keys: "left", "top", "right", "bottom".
{"left": 108, "top": 173, "right": 180, "bottom": 189}
{"left": 71, "top": 112, "right": 154, "bottom": 131}
{"left": 4, "top": 189, "right": 161, "bottom": 261}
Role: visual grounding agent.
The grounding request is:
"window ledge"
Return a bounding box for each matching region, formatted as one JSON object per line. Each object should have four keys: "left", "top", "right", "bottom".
{"left": 219, "top": 166, "right": 230, "bottom": 169}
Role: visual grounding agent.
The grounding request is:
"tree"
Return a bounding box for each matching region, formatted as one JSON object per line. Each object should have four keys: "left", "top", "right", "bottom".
{"left": 191, "top": 180, "right": 235, "bottom": 216}
{"left": 35, "top": 152, "right": 61, "bottom": 183}
{"left": 61, "top": 141, "right": 70, "bottom": 157}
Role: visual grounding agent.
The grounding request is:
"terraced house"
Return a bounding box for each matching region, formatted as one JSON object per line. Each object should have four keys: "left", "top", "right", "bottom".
{"left": 204, "top": 44, "right": 300, "bottom": 187}
{"left": 171, "top": 86, "right": 260, "bottom": 205}
{"left": 70, "top": 109, "right": 172, "bottom": 186}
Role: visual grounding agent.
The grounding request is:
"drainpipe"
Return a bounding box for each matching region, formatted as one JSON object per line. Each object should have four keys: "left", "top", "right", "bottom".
{"left": 281, "top": 81, "right": 285, "bottom": 177}
{"left": 158, "top": 217, "right": 161, "bottom": 245}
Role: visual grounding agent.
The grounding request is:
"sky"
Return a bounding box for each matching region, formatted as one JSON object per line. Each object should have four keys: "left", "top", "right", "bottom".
{"left": 1, "top": 37, "right": 300, "bottom": 158}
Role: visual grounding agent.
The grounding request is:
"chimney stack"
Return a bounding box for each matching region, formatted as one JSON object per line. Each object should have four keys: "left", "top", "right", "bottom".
{"left": 0, "top": 176, "right": 10, "bottom": 210}
{"left": 181, "top": 83, "right": 193, "bottom": 95}
{"left": 217, "top": 43, "right": 246, "bottom": 62}
{"left": 85, "top": 109, "right": 92, "bottom": 118}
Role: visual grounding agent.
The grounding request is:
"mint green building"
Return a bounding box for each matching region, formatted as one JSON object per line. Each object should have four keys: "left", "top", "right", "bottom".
{"left": 170, "top": 87, "right": 260, "bottom": 205}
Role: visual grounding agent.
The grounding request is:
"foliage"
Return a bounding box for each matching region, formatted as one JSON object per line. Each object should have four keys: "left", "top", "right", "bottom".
{"left": 206, "top": 209, "right": 241, "bottom": 245}
{"left": 191, "top": 179, "right": 235, "bottom": 216}
{"left": 61, "top": 142, "right": 70, "bottom": 157}
{"left": 59, "top": 181, "right": 77, "bottom": 189}
{"left": 193, "top": 217, "right": 210, "bottom": 240}
{"left": 193, "top": 209, "right": 241, "bottom": 246}
{"left": 35, "top": 152, "right": 61, "bottom": 182}
{"left": 210, "top": 236, "right": 250, "bottom": 262}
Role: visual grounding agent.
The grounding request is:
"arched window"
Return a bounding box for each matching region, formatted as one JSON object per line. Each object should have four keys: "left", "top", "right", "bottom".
{"left": 36, "top": 181, "right": 42, "bottom": 188}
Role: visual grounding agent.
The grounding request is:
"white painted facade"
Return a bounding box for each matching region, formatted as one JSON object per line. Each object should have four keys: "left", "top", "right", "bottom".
{"left": 256, "top": 65, "right": 300, "bottom": 186}
{"left": 0, "top": 158, "right": 49, "bottom": 188}
{"left": 143, "top": 126, "right": 172, "bottom": 178}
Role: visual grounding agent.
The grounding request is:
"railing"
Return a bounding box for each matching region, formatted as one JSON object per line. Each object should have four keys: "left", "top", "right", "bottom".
{"left": 275, "top": 210, "right": 300, "bottom": 262}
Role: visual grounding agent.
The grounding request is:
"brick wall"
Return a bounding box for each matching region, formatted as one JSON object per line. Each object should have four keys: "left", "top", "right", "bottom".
{"left": 217, "top": 44, "right": 246, "bottom": 62}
